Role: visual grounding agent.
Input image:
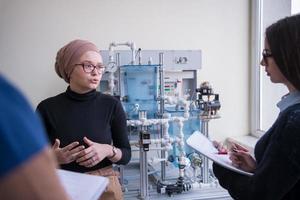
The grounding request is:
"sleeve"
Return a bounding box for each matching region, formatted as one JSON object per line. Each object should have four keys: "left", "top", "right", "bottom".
{"left": 0, "top": 77, "right": 48, "bottom": 177}
{"left": 36, "top": 102, "right": 56, "bottom": 144}
{"left": 110, "top": 100, "right": 131, "bottom": 165}
{"left": 213, "top": 112, "right": 300, "bottom": 200}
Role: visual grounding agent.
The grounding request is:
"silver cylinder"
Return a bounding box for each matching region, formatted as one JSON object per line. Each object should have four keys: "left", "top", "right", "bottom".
{"left": 139, "top": 126, "right": 149, "bottom": 200}
{"left": 138, "top": 110, "right": 147, "bottom": 120}
{"left": 159, "top": 52, "right": 166, "bottom": 181}
{"left": 201, "top": 120, "right": 210, "bottom": 183}
{"left": 116, "top": 53, "right": 121, "bottom": 95}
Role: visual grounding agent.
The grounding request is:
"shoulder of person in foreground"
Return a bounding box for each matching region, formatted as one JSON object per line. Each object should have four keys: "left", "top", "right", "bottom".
{"left": 0, "top": 75, "right": 69, "bottom": 200}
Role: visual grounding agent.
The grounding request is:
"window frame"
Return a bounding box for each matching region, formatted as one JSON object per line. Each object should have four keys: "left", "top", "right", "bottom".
{"left": 250, "top": 0, "right": 264, "bottom": 138}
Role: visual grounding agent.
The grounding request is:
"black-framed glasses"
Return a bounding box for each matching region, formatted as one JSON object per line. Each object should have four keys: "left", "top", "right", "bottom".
{"left": 75, "top": 62, "right": 106, "bottom": 73}
{"left": 262, "top": 49, "right": 273, "bottom": 63}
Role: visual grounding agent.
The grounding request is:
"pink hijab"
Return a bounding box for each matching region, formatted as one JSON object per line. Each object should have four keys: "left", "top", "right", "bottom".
{"left": 55, "top": 39, "right": 100, "bottom": 83}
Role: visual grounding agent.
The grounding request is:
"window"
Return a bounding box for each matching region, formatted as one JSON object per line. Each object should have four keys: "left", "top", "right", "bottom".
{"left": 251, "top": 0, "right": 295, "bottom": 137}
{"left": 292, "top": 0, "right": 300, "bottom": 14}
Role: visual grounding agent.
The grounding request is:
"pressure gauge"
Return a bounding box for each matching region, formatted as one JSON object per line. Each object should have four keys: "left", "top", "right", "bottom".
{"left": 105, "top": 62, "right": 118, "bottom": 73}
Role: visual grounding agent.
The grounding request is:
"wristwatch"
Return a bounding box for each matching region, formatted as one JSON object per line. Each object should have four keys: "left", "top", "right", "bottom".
{"left": 108, "top": 145, "right": 117, "bottom": 159}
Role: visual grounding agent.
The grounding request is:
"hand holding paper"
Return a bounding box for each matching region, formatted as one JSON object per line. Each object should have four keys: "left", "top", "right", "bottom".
{"left": 229, "top": 149, "right": 256, "bottom": 173}
{"left": 186, "top": 131, "right": 254, "bottom": 176}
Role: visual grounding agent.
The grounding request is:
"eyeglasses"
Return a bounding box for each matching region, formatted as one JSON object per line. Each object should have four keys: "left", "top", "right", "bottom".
{"left": 262, "top": 49, "right": 273, "bottom": 63}
{"left": 75, "top": 62, "right": 106, "bottom": 73}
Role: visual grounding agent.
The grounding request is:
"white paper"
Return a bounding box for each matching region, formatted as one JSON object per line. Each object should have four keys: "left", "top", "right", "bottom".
{"left": 186, "top": 131, "right": 253, "bottom": 176}
{"left": 57, "top": 169, "right": 109, "bottom": 200}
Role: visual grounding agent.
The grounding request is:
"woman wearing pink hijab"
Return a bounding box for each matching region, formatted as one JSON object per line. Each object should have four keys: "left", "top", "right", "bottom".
{"left": 37, "top": 39, "right": 131, "bottom": 200}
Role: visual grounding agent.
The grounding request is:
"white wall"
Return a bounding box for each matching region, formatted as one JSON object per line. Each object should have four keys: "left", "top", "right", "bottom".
{"left": 0, "top": 0, "right": 250, "bottom": 141}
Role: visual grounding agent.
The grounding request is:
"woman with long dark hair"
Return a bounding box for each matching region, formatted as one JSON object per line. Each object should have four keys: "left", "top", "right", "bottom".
{"left": 213, "top": 14, "right": 300, "bottom": 200}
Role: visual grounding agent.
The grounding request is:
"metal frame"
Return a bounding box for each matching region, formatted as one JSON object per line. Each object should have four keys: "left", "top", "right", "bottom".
{"left": 250, "top": 0, "right": 264, "bottom": 138}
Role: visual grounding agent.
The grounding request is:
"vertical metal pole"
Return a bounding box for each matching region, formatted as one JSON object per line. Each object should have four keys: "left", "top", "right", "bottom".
{"left": 139, "top": 127, "right": 149, "bottom": 200}
{"left": 119, "top": 165, "right": 124, "bottom": 189}
{"left": 201, "top": 119, "right": 210, "bottom": 183}
{"left": 116, "top": 53, "right": 121, "bottom": 95}
{"left": 159, "top": 53, "right": 165, "bottom": 114}
{"left": 159, "top": 53, "right": 166, "bottom": 181}
{"left": 139, "top": 147, "right": 144, "bottom": 198}
{"left": 116, "top": 53, "right": 124, "bottom": 189}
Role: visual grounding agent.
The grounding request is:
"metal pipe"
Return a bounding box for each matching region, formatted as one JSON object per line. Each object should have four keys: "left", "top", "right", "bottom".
{"left": 139, "top": 126, "right": 149, "bottom": 200}
{"left": 119, "top": 165, "right": 125, "bottom": 190}
{"left": 108, "top": 72, "right": 114, "bottom": 95}
{"left": 116, "top": 53, "right": 121, "bottom": 95}
{"left": 201, "top": 119, "right": 210, "bottom": 183}
{"left": 130, "top": 147, "right": 170, "bottom": 151}
{"left": 159, "top": 52, "right": 166, "bottom": 181}
{"left": 159, "top": 53, "right": 165, "bottom": 115}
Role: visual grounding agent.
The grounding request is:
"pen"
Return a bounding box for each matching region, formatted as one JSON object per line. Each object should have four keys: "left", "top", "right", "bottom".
{"left": 231, "top": 148, "right": 238, "bottom": 153}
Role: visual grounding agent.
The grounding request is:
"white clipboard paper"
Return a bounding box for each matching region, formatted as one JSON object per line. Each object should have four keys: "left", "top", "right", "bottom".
{"left": 186, "top": 131, "right": 253, "bottom": 176}
{"left": 57, "top": 169, "right": 109, "bottom": 200}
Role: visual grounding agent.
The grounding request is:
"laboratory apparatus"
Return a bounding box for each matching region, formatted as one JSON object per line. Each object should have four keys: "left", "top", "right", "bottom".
{"left": 100, "top": 42, "right": 222, "bottom": 199}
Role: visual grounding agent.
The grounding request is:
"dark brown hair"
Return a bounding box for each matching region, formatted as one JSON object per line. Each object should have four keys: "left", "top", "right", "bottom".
{"left": 266, "top": 14, "right": 300, "bottom": 90}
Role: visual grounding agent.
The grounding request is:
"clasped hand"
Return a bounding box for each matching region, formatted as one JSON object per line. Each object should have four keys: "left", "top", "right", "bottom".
{"left": 76, "top": 137, "right": 111, "bottom": 167}
{"left": 52, "top": 137, "right": 111, "bottom": 167}
{"left": 52, "top": 139, "right": 84, "bottom": 164}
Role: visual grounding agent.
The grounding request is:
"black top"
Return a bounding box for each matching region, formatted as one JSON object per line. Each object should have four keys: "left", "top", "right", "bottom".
{"left": 213, "top": 103, "right": 300, "bottom": 200}
{"left": 36, "top": 87, "right": 131, "bottom": 173}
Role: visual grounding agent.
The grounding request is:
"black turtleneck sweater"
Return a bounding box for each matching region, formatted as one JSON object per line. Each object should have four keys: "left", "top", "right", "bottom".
{"left": 36, "top": 87, "right": 131, "bottom": 173}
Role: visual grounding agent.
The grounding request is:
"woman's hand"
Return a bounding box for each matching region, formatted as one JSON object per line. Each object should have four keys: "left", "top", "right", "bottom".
{"left": 228, "top": 142, "right": 256, "bottom": 172}
{"left": 52, "top": 139, "right": 85, "bottom": 165}
{"left": 212, "top": 140, "right": 228, "bottom": 154}
{"left": 76, "top": 137, "right": 112, "bottom": 168}
{"left": 228, "top": 141, "right": 248, "bottom": 153}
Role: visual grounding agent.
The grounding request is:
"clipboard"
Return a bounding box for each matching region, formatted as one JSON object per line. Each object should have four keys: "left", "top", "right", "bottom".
{"left": 186, "top": 131, "right": 253, "bottom": 176}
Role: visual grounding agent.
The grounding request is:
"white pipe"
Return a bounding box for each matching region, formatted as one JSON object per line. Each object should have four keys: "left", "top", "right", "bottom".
{"left": 127, "top": 116, "right": 187, "bottom": 127}
{"left": 108, "top": 72, "right": 115, "bottom": 95}
{"left": 179, "top": 98, "right": 190, "bottom": 118}
{"left": 131, "top": 147, "right": 170, "bottom": 151}
{"left": 165, "top": 96, "right": 190, "bottom": 118}
{"left": 127, "top": 117, "right": 188, "bottom": 178}
{"left": 174, "top": 118, "right": 187, "bottom": 178}
{"left": 130, "top": 138, "right": 174, "bottom": 150}
{"left": 127, "top": 117, "right": 186, "bottom": 153}
{"left": 162, "top": 121, "right": 173, "bottom": 150}
{"left": 108, "top": 42, "right": 116, "bottom": 63}
{"left": 108, "top": 41, "right": 136, "bottom": 65}
{"left": 129, "top": 42, "right": 136, "bottom": 64}
{"left": 148, "top": 157, "right": 167, "bottom": 165}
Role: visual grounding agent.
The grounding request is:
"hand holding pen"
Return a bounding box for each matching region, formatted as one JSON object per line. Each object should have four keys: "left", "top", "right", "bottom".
{"left": 212, "top": 141, "right": 228, "bottom": 154}
{"left": 229, "top": 142, "right": 257, "bottom": 173}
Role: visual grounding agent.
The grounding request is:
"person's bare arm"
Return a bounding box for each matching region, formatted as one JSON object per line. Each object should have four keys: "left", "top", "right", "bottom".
{"left": 0, "top": 147, "right": 70, "bottom": 200}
